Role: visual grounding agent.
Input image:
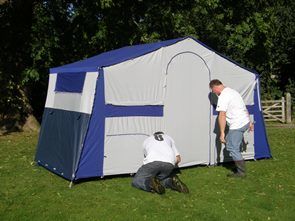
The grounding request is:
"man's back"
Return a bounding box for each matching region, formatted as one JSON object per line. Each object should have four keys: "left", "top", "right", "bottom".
{"left": 143, "top": 134, "right": 179, "bottom": 165}
{"left": 217, "top": 87, "right": 249, "bottom": 129}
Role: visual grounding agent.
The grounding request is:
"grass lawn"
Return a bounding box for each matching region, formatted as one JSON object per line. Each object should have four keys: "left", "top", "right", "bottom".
{"left": 0, "top": 125, "right": 294, "bottom": 221}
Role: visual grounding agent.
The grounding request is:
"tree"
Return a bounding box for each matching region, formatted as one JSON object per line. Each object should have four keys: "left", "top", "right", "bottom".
{"left": 0, "top": 0, "right": 37, "bottom": 131}
{"left": 0, "top": 0, "right": 294, "bottom": 132}
{"left": 219, "top": 0, "right": 295, "bottom": 99}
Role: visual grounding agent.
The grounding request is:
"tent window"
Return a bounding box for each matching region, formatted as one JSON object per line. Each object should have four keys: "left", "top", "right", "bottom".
{"left": 55, "top": 72, "right": 86, "bottom": 93}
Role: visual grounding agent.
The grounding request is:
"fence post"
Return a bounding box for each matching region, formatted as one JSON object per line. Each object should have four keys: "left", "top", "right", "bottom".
{"left": 286, "top": 92, "right": 292, "bottom": 123}
{"left": 282, "top": 96, "right": 286, "bottom": 123}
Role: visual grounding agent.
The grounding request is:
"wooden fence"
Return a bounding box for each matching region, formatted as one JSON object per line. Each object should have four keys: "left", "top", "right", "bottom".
{"left": 261, "top": 93, "right": 292, "bottom": 123}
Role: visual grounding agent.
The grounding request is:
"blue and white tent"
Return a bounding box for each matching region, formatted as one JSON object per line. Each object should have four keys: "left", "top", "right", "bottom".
{"left": 35, "top": 37, "right": 271, "bottom": 182}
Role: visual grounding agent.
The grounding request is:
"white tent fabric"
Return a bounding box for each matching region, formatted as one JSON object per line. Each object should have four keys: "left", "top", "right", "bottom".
{"left": 163, "top": 52, "right": 211, "bottom": 166}
{"left": 104, "top": 117, "right": 164, "bottom": 175}
{"left": 102, "top": 38, "right": 256, "bottom": 173}
{"left": 104, "top": 48, "right": 165, "bottom": 105}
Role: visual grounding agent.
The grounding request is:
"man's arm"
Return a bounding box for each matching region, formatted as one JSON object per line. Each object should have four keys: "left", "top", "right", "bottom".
{"left": 218, "top": 111, "right": 227, "bottom": 143}
{"left": 170, "top": 138, "right": 181, "bottom": 165}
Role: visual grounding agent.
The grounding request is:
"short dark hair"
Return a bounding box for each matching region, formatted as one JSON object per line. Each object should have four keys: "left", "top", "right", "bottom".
{"left": 154, "top": 131, "right": 164, "bottom": 135}
{"left": 209, "top": 79, "right": 223, "bottom": 88}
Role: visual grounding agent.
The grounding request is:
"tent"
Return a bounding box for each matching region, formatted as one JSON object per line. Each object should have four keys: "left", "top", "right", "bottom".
{"left": 35, "top": 37, "right": 271, "bottom": 182}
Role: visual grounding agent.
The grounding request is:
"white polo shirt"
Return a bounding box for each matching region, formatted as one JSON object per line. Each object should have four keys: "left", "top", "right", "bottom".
{"left": 142, "top": 134, "right": 180, "bottom": 165}
{"left": 216, "top": 87, "right": 250, "bottom": 129}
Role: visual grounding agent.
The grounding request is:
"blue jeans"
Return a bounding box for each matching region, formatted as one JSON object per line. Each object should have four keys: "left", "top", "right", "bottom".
{"left": 226, "top": 123, "right": 250, "bottom": 161}
{"left": 132, "top": 161, "right": 175, "bottom": 192}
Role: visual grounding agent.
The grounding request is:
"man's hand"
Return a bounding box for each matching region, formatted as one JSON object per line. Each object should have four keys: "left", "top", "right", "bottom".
{"left": 175, "top": 155, "right": 181, "bottom": 165}
{"left": 248, "top": 122, "right": 254, "bottom": 132}
{"left": 220, "top": 132, "right": 226, "bottom": 144}
{"left": 218, "top": 111, "right": 226, "bottom": 144}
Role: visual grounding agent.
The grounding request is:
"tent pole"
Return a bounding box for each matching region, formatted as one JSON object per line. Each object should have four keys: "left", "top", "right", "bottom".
{"left": 69, "top": 181, "right": 74, "bottom": 188}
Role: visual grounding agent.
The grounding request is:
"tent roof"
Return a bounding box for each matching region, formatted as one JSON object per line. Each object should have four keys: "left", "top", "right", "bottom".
{"left": 50, "top": 37, "right": 185, "bottom": 73}
{"left": 50, "top": 36, "right": 258, "bottom": 76}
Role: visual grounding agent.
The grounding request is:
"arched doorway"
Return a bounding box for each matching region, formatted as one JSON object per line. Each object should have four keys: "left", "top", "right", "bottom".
{"left": 164, "top": 52, "right": 211, "bottom": 166}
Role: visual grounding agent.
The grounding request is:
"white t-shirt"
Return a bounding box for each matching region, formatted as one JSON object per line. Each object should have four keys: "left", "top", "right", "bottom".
{"left": 216, "top": 87, "right": 250, "bottom": 129}
{"left": 142, "top": 134, "right": 180, "bottom": 165}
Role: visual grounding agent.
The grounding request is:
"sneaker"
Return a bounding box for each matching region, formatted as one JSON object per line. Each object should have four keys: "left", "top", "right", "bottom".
{"left": 150, "top": 177, "right": 165, "bottom": 194}
{"left": 171, "top": 176, "right": 189, "bottom": 193}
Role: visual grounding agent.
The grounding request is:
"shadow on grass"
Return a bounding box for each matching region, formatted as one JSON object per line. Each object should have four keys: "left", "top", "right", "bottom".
{"left": 73, "top": 165, "right": 205, "bottom": 186}
{"left": 36, "top": 157, "right": 272, "bottom": 187}
{"left": 74, "top": 173, "right": 134, "bottom": 185}
{"left": 67, "top": 162, "right": 241, "bottom": 186}
{"left": 217, "top": 161, "right": 236, "bottom": 173}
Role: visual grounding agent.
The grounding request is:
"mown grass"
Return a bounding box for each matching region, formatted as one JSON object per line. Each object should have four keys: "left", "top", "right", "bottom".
{"left": 0, "top": 126, "right": 294, "bottom": 221}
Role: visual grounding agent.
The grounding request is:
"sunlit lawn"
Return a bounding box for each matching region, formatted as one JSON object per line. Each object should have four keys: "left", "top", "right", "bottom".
{"left": 0, "top": 125, "right": 294, "bottom": 221}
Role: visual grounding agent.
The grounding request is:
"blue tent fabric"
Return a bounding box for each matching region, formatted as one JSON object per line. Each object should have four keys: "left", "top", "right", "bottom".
{"left": 105, "top": 105, "right": 163, "bottom": 117}
{"left": 50, "top": 38, "right": 184, "bottom": 73}
{"left": 55, "top": 72, "right": 86, "bottom": 93}
{"left": 75, "top": 69, "right": 106, "bottom": 179}
{"left": 253, "top": 83, "right": 272, "bottom": 159}
{"left": 211, "top": 85, "right": 271, "bottom": 160}
{"left": 35, "top": 108, "right": 90, "bottom": 180}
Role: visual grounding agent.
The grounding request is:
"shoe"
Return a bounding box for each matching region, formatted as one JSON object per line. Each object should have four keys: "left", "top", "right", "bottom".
{"left": 227, "top": 172, "right": 246, "bottom": 178}
{"left": 171, "top": 176, "right": 189, "bottom": 193}
{"left": 227, "top": 160, "right": 246, "bottom": 178}
{"left": 150, "top": 177, "right": 165, "bottom": 194}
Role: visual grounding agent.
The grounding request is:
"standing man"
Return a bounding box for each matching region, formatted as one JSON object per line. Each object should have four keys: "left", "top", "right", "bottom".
{"left": 209, "top": 79, "right": 254, "bottom": 177}
{"left": 132, "top": 131, "right": 189, "bottom": 194}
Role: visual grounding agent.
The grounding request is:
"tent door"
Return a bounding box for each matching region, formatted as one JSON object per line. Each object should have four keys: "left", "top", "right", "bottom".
{"left": 163, "top": 52, "right": 211, "bottom": 166}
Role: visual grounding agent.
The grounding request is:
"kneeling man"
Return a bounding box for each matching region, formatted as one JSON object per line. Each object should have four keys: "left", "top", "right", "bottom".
{"left": 132, "top": 131, "right": 189, "bottom": 194}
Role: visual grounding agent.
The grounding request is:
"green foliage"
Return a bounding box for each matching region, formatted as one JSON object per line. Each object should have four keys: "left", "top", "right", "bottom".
{"left": 220, "top": 0, "right": 295, "bottom": 99}
{"left": 0, "top": 0, "right": 34, "bottom": 122}
{"left": 22, "top": 68, "right": 40, "bottom": 84}
{"left": 0, "top": 126, "right": 294, "bottom": 220}
{"left": 0, "top": 0, "right": 294, "bottom": 120}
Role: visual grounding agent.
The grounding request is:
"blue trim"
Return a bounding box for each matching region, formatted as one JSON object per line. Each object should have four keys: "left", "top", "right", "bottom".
{"left": 105, "top": 105, "right": 163, "bottom": 117}
{"left": 253, "top": 81, "right": 272, "bottom": 159}
{"left": 75, "top": 69, "right": 105, "bottom": 179}
{"left": 55, "top": 72, "right": 86, "bottom": 93}
{"left": 50, "top": 38, "right": 185, "bottom": 73}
